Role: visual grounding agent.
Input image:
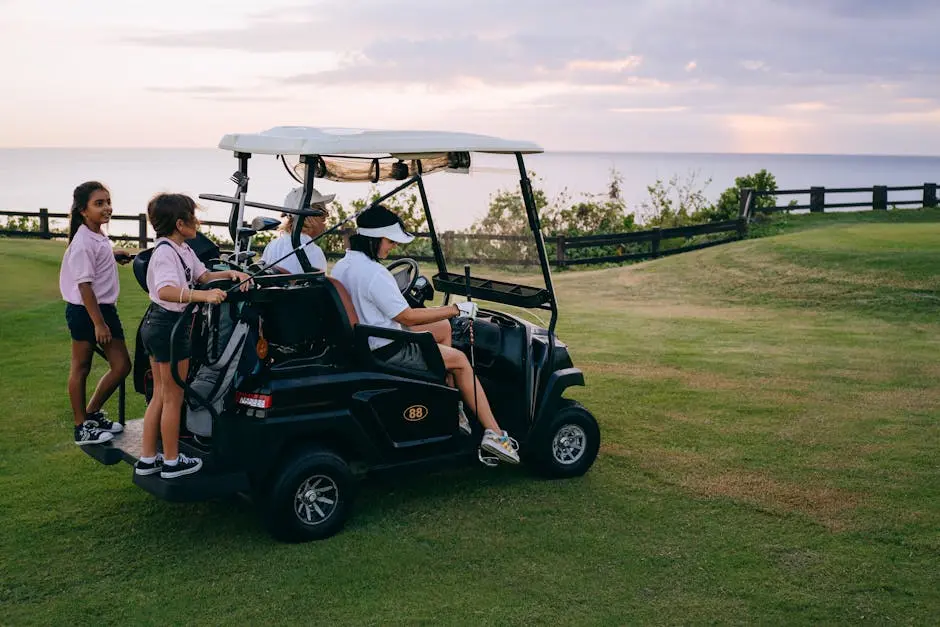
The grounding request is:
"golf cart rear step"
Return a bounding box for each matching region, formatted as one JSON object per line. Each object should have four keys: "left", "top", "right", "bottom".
{"left": 132, "top": 469, "right": 250, "bottom": 503}
{"left": 80, "top": 418, "right": 147, "bottom": 466}
{"left": 81, "top": 418, "right": 250, "bottom": 501}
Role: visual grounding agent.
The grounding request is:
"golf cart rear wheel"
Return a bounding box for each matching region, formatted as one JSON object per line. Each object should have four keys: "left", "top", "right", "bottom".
{"left": 262, "top": 447, "right": 354, "bottom": 543}
{"left": 529, "top": 399, "right": 600, "bottom": 479}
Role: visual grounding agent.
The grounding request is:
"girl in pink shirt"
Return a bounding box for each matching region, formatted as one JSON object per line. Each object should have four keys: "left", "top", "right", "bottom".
{"left": 60, "top": 181, "right": 133, "bottom": 446}
{"left": 135, "top": 193, "right": 250, "bottom": 479}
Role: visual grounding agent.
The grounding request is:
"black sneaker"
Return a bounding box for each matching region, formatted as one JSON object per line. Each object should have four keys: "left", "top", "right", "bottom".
{"left": 86, "top": 411, "right": 123, "bottom": 433}
{"left": 160, "top": 453, "right": 203, "bottom": 479}
{"left": 74, "top": 421, "right": 114, "bottom": 446}
{"left": 134, "top": 454, "right": 164, "bottom": 476}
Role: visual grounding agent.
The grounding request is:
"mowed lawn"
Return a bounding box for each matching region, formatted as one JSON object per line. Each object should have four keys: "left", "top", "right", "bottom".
{"left": 1, "top": 212, "right": 939, "bottom": 625}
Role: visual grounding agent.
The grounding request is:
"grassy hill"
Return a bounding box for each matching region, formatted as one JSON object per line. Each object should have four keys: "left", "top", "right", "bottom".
{"left": 1, "top": 212, "right": 938, "bottom": 624}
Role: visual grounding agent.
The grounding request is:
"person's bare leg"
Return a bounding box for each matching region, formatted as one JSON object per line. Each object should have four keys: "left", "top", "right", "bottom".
{"left": 410, "top": 319, "right": 452, "bottom": 347}
{"left": 141, "top": 359, "right": 165, "bottom": 458}
{"left": 68, "top": 341, "right": 95, "bottom": 426}
{"left": 159, "top": 359, "right": 189, "bottom": 461}
{"left": 438, "top": 344, "right": 500, "bottom": 432}
{"left": 412, "top": 321, "right": 455, "bottom": 385}
{"left": 86, "top": 339, "right": 132, "bottom": 414}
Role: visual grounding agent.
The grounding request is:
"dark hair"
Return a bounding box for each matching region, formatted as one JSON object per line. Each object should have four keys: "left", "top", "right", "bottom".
{"left": 147, "top": 193, "right": 197, "bottom": 237}
{"left": 349, "top": 203, "right": 407, "bottom": 260}
{"left": 348, "top": 233, "right": 382, "bottom": 260}
{"left": 68, "top": 181, "right": 109, "bottom": 242}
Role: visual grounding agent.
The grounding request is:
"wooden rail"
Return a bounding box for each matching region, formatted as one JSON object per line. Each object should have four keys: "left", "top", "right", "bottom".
{"left": 0, "top": 209, "right": 228, "bottom": 247}
{"left": 740, "top": 182, "right": 937, "bottom": 216}
{"left": 0, "top": 207, "right": 747, "bottom": 268}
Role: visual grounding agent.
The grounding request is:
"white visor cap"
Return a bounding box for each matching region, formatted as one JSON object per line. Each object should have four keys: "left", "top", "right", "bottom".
{"left": 357, "top": 223, "right": 415, "bottom": 244}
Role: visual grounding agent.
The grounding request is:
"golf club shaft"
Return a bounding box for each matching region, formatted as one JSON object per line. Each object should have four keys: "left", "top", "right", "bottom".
{"left": 464, "top": 265, "right": 479, "bottom": 423}
{"left": 225, "top": 202, "right": 374, "bottom": 292}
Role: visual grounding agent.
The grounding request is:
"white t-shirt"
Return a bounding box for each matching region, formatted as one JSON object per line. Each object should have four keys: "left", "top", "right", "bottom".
{"left": 260, "top": 233, "right": 327, "bottom": 274}
{"left": 332, "top": 250, "right": 409, "bottom": 349}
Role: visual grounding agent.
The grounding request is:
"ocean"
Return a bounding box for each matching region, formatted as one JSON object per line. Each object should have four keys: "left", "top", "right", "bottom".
{"left": 1, "top": 148, "right": 938, "bottom": 236}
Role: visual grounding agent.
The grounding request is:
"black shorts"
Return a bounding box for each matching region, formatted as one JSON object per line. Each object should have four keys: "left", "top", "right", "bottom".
{"left": 65, "top": 303, "right": 125, "bottom": 343}
{"left": 373, "top": 341, "right": 427, "bottom": 370}
{"left": 140, "top": 304, "right": 193, "bottom": 363}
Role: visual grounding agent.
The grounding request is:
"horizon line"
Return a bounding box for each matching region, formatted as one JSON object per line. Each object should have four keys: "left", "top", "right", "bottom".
{"left": 1, "top": 146, "right": 939, "bottom": 159}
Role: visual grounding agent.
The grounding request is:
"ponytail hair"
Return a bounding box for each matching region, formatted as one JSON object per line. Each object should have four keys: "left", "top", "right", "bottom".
{"left": 348, "top": 233, "right": 382, "bottom": 260}
{"left": 69, "top": 181, "right": 108, "bottom": 242}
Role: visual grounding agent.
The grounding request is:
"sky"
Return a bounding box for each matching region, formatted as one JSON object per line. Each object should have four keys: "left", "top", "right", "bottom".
{"left": 2, "top": 0, "right": 939, "bottom": 154}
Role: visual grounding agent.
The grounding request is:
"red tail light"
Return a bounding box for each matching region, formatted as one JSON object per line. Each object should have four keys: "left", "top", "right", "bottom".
{"left": 235, "top": 392, "right": 272, "bottom": 409}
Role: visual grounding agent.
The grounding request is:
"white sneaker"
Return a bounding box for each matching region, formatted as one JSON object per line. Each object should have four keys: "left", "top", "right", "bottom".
{"left": 479, "top": 429, "right": 520, "bottom": 465}
{"left": 457, "top": 402, "right": 472, "bottom": 436}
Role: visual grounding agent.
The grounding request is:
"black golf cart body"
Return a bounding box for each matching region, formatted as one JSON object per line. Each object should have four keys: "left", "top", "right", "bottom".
{"left": 82, "top": 127, "right": 600, "bottom": 541}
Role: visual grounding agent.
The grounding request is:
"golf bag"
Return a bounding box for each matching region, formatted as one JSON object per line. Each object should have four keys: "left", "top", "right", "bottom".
{"left": 185, "top": 315, "right": 252, "bottom": 437}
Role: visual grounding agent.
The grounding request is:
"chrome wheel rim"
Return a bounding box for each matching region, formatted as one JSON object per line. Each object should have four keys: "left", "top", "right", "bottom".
{"left": 552, "top": 425, "right": 587, "bottom": 465}
{"left": 293, "top": 474, "right": 339, "bottom": 526}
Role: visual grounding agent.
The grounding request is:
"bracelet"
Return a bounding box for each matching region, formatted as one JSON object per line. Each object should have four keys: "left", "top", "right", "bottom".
{"left": 178, "top": 288, "right": 183, "bottom": 304}
{"left": 188, "top": 288, "right": 193, "bottom": 303}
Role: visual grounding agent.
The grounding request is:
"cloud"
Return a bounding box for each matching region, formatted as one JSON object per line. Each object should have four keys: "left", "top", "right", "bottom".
{"left": 117, "top": 0, "right": 940, "bottom": 152}
{"left": 567, "top": 56, "right": 643, "bottom": 73}
{"left": 610, "top": 106, "right": 688, "bottom": 113}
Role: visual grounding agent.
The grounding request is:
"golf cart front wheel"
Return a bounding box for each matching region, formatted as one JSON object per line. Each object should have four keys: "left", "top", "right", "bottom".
{"left": 262, "top": 447, "right": 354, "bottom": 543}
{"left": 529, "top": 399, "right": 600, "bottom": 479}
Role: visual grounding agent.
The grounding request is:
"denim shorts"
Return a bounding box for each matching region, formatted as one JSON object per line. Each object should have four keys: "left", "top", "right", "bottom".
{"left": 140, "top": 304, "right": 193, "bottom": 363}
{"left": 65, "top": 303, "right": 125, "bottom": 343}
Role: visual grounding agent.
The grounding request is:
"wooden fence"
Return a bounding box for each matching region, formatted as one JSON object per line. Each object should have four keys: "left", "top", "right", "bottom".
{"left": 8, "top": 182, "right": 935, "bottom": 265}
{"left": 0, "top": 208, "right": 747, "bottom": 267}
{"left": 739, "top": 182, "right": 938, "bottom": 217}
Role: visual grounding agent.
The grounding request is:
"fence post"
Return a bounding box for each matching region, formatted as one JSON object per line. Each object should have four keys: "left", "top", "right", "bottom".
{"left": 736, "top": 217, "right": 748, "bottom": 239}
{"left": 923, "top": 183, "right": 937, "bottom": 208}
{"left": 39, "top": 208, "right": 50, "bottom": 239}
{"left": 651, "top": 227, "right": 662, "bottom": 258}
{"left": 873, "top": 185, "right": 888, "bottom": 211}
{"left": 138, "top": 214, "right": 148, "bottom": 249}
{"left": 809, "top": 187, "right": 825, "bottom": 213}
{"left": 555, "top": 235, "right": 566, "bottom": 266}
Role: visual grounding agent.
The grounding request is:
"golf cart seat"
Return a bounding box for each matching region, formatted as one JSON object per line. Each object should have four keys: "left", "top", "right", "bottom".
{"left": 323, "top": 278, "right": 447, "bottom": 384}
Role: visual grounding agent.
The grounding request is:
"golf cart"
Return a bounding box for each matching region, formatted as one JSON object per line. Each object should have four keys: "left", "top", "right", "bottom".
{"left": 82, "top": 127, "right": 600, "bottom": 542}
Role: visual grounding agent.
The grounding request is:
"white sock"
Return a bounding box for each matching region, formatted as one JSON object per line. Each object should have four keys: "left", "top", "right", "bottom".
{"left": 139, "top": 456, "right": 156, "bottom": 464}
{"left": 163, "top": 457, "right": 179, "bottom": 466}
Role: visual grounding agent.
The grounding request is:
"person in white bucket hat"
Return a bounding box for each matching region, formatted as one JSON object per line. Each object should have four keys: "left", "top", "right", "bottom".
{"left": 260, "top": 187, "right": 335, "bottom": 274}
{"left": 332, "top": 204, "right": 520, "bottom": 465}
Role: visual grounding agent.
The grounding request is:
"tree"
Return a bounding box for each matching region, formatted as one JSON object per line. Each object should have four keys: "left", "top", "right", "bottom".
{"left": 696, "top": 169, "right": 778, "bottom": 222}
{"left": 640, "top": 171, "right": 713, "bottom": 228}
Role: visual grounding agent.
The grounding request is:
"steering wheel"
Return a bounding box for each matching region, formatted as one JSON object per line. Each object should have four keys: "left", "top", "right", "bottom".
{"left": 386, "top": 258, "right": 420, "bottom": 295}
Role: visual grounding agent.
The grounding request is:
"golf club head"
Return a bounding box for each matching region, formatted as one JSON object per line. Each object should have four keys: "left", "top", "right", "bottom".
{"left": 250, "top": 216, "right": 282, "bottom": 232}
{"left": 230, "top": 171, "right": 249, "bottom": 189}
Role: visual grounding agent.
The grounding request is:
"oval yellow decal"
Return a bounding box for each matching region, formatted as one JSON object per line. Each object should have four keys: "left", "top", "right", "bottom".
{"left": 403, "top": 405, "right": 429, "bottom": 422}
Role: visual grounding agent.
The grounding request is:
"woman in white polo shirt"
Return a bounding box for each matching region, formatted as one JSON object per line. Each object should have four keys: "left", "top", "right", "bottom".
{"left": 260, "top": 187, "right": 333, "bottom": 273}
{"left": 332, "top": 204, "right": 520, "bottom": 465}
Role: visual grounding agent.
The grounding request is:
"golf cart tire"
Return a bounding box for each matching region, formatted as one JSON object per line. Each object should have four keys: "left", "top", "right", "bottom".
{"left": 528, "top": 399, "right": 600, "bottom": 479}
{"left": 261, "top": 447, "right": 355, "bottom": 543}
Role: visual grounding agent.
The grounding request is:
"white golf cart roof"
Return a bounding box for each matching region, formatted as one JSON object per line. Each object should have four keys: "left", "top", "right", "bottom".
{"left": 218, "top": 126, "right": 543, "bottom": 158}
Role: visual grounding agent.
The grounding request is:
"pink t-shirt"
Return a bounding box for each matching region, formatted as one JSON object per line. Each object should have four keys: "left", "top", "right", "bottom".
{"left": 147, "top": 237, "right": 208, "bottom": 312}
{"left": 59, "top": 224, "right": 120, "bottom": 305}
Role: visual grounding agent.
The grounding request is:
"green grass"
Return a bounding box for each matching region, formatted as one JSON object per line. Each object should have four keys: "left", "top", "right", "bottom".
{"left": 2, "top": 210, "right": 939, "bottom": 625}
